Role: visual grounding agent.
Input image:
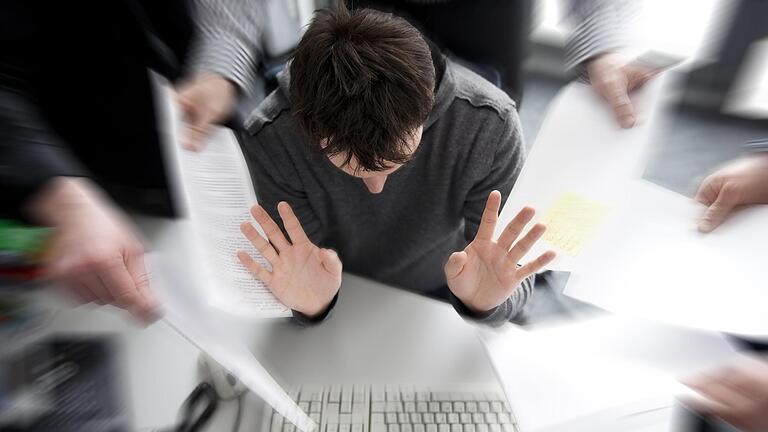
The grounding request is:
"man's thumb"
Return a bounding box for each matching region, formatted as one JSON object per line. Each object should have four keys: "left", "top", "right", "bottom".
{"left": 444, "top": 251, "right": 468, "bottom": 279}
{"left": 320, "top": 248, "right": 342, "bottom": 276}
{"left": 699, "top": 189, "right": 737, "bottom": 233}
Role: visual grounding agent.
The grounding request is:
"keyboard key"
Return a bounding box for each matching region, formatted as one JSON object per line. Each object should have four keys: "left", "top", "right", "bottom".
{"left": 476, "top": 424, "right": 488, "bottom": 432}
{"left": 502, "top": 425, "right": 515, "bottom": 432}
{"left": 429, "top": 402, "right": 440, "bottom": 413}
{"left": 373, "top": 387, "right": 386, "bottom": 402}
{"left": 342, "top": 385, "right": 353, "bottom": 402}
{"left": 372, "top": 424, "right": 387, "bottom": 432}
{"left": 388, "top": 424, "right": 400, "bottom": 432}
{"left": 434, "top": 392, "right": 451, "bottom": 402}
{"left": 415, "top": 424, "right": 426, "bottom": 432}
{"left": 402, "top": 424, "right": 413, "bottom": 432}
{"left": 460, "top": 414, "right": 472, "bottom": 424}
{"left": 340, "top": 414, "right": 352, "bottom": 424}
{"left": 353, "top": 425, "right": 364, "bottom": 432}
{"left": 453, "top": 402, "right": 465, "bottom": 413}
{"left": 402, "top": 387, "right": 416, "bottom": 402}
{"left": 284, "top": 425, "right": 296, "bottom": 432}
{"left": 441, "top": 403, "right": 453, "bottom": 413}
{"left": 353, "top": 385, "right": 365, "bottom": 402}
{"left": 372, "top": 414, "right": 385, "bottom": 424}
{"left": 478, "top": 402, "right": 490, "bottom": 413}
{"left": 341, "top": 401, "right": 353, "bottom": 413}
{"left": 387, "top": 387, "right": 401, "bottom": 402}
{"left": 300, "top": 402, "right": 310, "bottom": 412}
{"left": 327, "top": 404, "right": 340, "bottom": 415}
{"left": 489, "top": 425, "right": 501, "bottom": 432}
{"left": 311, "top": 402, "right": 323, "bottom": 413}
{"left": 451, "top": 425, "right": 462, "bottom": 432}
{"left": 340, "top": 425, "right": 351, "bottom": 432}
{"left": 490, "top": 402, "right": 503, "bottom": 413}
{"left": 465, "top": 402, "right": 477, "bottom": 413}
{"left": 435, "top": 413, "right": 447, "bottom": 424}
{"left": 497, "top": 414, "right": 510, "bottom": 425}
{"left": 372, "top": 402, "right": 386, "bottom": 413}
{"left": 386, "top": 402, "right": 402, "bottom": 413}
{"left": 448, "top": 413, "right": 459, "bottom": 424}
{"left": 423, "top": 413, "right": 435, "bottom": 424}
{"left": 410, "top": 413, "right": 422, "bottom": 424}
{"left": 398, "top": 413, "right": 410, "bottom": 424}
{"left": 417, "top": 402, "right": 428, "bottom": 413}
{"left": 438, "top": 425, "right": 450, "bottom": 432}
{"left": 464, "top": 425, "right": 475, "bottom": 432}
{"left": 485, "top": 413, "right": 498, "bottom": 424}
{"left": 426, "top": 425, "right": 438, "bottom": 432}
{"left": 327, "top": 425, "right": 339, "bottom": 432}
{"left": 416, "top": 392, "right": 430, "bottom": 402}
{"left": 330, "top": 386, "right": 342, "bottom": 403}
{"left": 310, "top": 414, "right": 320, "bottom": 424}
{"left": 271, "top": 414, "right": 284, "bottom": 432}
{"left": 472, "top": 414, "right": 484, "bottom": 424}
{"left": 405, "top": 402, "right": 416, "bottom": 413}
{"left": 386, "top": 413, "right": 398, "bottom": 424}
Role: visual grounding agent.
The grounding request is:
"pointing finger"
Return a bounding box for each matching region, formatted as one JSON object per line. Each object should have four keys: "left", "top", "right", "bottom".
{"left": 250, "top": 205, "right": 289, "bottom": 251}
{"left": 475, "top": 191, "right": 502, "bottom": 241}
{"left": 277, "top": 202, "right": 310, "bottom": 246}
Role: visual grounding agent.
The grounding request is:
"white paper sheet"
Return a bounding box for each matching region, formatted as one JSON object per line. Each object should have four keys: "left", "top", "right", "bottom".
{"left": 564, "top": 180, "right": 768, "bottom": 337}
{"left": 497, "top": 78, "right": 670, "bottom": 271}
{"left": 150, "top": 257, "right": 316, "bottom": 432}
{"left": 154, "top": 80, "right": 290, "bottom": 318}
{"left": 479, "top": 316, "right": 739, "bottom": 432}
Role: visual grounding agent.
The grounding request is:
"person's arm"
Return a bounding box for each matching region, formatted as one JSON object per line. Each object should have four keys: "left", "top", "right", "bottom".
{"left": 695, "top": 139, "right": 768, "bottom": 233}
{"left": 562, "top": 0, "right": 658, "bottom": 128}
{"left": 0, "top": 88, "right": 156, "bottom": 322}
{"left": 446, "top": 109, "right": 555, "bottom": 326}
{"left": 239, "top": 132, "right": 341, "bottom": 325}
{"left": 176, "top": 0, "right": 266, "bottom": 150}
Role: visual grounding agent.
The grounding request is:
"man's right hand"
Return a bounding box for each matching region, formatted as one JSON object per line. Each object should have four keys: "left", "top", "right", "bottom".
{"left": 695, "top": 153, "right": 768, "bottom": 233}
{"left": 28, "top": 178, "right": 157, "bottom": 322}
{"left": 238, "top": 202, "right": 342, "bottom": 318}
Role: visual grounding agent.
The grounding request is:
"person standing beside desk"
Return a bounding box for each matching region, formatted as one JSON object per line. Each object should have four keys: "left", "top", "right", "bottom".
{"left": 681, "top": 138, "right": 768, "bottom": 431}
{"left": 236, "top": 4, "right": 556, "bottom": 326}
{"left": 0, "top": 0, "right": 265, "bottom": 321}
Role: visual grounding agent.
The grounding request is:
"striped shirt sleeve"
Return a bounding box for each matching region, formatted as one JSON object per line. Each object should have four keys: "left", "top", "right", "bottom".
{"left": 562, "top": 0, "right": 636, "bottom": 74}
{"left": 746, "top": 139, "right": 768, "bottom": 152}
{"left": 188, "top": 0, "right": 265, "bottom": 94}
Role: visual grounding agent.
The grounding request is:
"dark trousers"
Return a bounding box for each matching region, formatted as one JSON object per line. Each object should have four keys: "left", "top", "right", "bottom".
{"left": 349, "top": 0, "right": 532, "bottom": 104}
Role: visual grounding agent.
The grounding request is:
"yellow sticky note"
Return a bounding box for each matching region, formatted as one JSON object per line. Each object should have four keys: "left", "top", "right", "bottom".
{"left": 541, "top": 192, "right": 610, "bottom": 256}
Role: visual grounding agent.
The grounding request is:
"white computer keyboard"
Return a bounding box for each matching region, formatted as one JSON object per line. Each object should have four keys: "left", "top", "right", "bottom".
{"left": 262, "top": 385, "right": 518, "bottom": 432}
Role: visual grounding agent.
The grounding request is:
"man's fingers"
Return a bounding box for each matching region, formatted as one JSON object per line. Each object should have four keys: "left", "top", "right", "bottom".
{"left": 444, "top": 251, "right": 468, "bottom": 280}
{"left": 517, "top": 250, "right": 556, "bottom": 278}
{"left": 476, "top": 191, "right": 502, "bottom": 241}
{"left": 507, "top": 223, "right": 547, "bottom": 264}
{"left": 496, "top": 206, "right": 535, "bottom": 250}
{"left": 699, "top": 186, "right": 738, "bottom": 233}
{"left": 240, "top": 222, "right": 280, "bottom": 264}
{"left": 250, "top": 205, "right": 289, "bottom": 251}
{"left": 320, "top": 248, "right": 342, "bottom": 276}
{"left": 182, "top": 122, "right": 211, "bottom": 152}
{"left": 605, "top": 81, "right": 636, "bottom": 128}
{"left": 97, "top": 256, "right": 142, "bottom": 311}
{"left": 277, "top": 201, "right": 310, "bottom": 245}
{"left": 695, "top": 176, "right": 719, "bottom": 205}
{"left": 237, "top": 250, "right": 273, "bottom": 285}
{"left": 125, "top": 250, "right": 158, "bottom": 322}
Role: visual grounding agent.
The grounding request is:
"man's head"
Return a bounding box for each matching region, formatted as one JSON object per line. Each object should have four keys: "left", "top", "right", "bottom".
{"left": 290, "top": 4, "right": 435, "bottom": 193}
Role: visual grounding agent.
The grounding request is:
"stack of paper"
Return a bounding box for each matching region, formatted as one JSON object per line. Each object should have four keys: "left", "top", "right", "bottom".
{"left": 479, "top": 316, "right": 740, "bottom": 432}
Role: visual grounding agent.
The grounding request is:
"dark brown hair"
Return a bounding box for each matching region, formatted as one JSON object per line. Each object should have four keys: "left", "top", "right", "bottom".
{"left": 289, "top": 4, "right": 435, "bottom": 172}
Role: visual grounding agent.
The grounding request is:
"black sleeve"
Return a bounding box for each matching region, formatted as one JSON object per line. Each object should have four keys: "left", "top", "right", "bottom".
{"left": 0, "top": 87, "right": 84, "bottom": 217}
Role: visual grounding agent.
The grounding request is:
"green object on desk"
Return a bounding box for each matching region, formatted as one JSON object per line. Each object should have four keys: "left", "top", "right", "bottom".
{"left": 0, "top": 219, "right": 52, "bottom": 265}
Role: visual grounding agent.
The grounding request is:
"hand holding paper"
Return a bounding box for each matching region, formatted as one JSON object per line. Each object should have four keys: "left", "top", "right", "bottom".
{"left": 445, "top": 191, "right": 555, "bottom": 313}
{"left": 239, "top": 202, "right": 342, "bottom": 318}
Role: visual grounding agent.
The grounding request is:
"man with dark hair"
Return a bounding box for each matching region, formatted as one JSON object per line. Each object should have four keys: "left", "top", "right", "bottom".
{"left": 237, "top": 5, "right": 555, "bottom": 326}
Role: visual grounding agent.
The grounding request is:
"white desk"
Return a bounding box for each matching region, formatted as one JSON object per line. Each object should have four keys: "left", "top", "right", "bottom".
{"left": 26, "top": 216, "right": 498, "bottom": 431}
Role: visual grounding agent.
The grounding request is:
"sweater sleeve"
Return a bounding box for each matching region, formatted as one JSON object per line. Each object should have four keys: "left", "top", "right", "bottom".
{"left": 458, "top": 106, "right": 534, "bottom": 326}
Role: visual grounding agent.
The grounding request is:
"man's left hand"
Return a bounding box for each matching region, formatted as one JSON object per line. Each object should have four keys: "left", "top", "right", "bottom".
{"left": 445, "top": 191, "right": 556, "bottom": 314}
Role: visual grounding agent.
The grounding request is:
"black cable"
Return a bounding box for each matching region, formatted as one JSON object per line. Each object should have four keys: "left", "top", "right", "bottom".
{"left": 232, "top": 393, "right": 244, "bottom": 432}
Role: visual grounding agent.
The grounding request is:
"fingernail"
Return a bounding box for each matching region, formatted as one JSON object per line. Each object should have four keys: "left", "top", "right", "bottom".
{"left": 621, "top": 115, "right": 635, "bottom": 128}
{"left": 698, "top": 221, "right": 712, "bottom": 233}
